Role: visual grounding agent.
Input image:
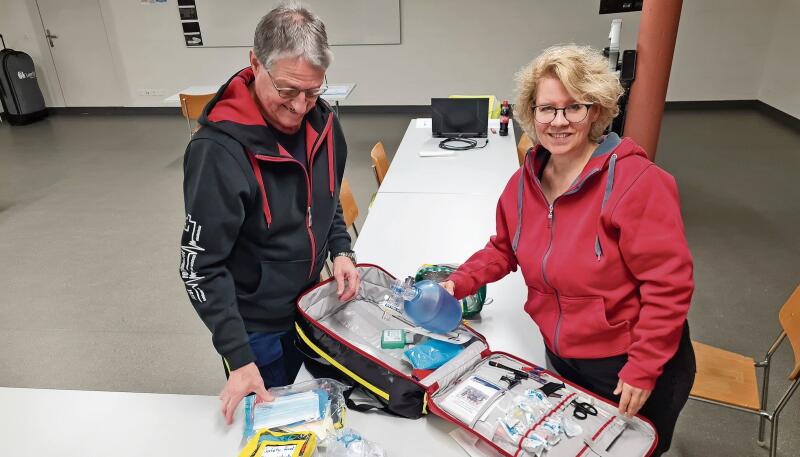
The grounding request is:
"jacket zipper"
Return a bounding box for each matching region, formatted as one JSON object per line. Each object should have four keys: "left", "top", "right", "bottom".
{"left": 540, "top": 201, "right": 561, "bottom": 355}
{"left": 303, "top": 114, "right": 334, "bottom": 276}
{"left": 531, "top": 167, "right": 601, "bottom": 356}
{"left": 253, "top": 114, "right": 333, "bottom": 279}
{"left": 253, "top": 155, "right": 318, "bottom": 278}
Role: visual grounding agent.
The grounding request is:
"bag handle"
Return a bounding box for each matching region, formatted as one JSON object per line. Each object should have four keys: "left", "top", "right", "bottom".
{"left": 342, "top": 385, "right": 406, "bottom": 417}
{"left": 0, "top": 34, "right": 5, "bottom": 50}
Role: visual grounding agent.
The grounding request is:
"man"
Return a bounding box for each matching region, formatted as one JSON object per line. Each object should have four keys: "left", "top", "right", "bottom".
{"left": 179, "top": 3, "right": 360, "bottom": 425}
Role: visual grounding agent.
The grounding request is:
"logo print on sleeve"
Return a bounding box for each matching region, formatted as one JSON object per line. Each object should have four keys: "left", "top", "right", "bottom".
{"left": 180, "top": 214, "right": 207, "bottom": 302}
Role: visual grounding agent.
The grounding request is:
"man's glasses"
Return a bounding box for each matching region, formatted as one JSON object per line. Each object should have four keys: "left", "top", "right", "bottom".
{"left": 267, "top": 71, "right": 327, "bottom": 99}
{"left": 532, "top": 103, "right": 593, "bottom": 124}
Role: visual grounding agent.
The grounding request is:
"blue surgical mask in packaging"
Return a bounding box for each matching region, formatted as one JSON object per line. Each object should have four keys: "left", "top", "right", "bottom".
{"left": 252, "top": 390, "right": 327, "bottom": 430}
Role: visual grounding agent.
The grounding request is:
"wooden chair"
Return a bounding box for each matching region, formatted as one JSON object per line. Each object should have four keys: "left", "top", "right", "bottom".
{"left": 689, "top": 284, "right": 800, "bottom": 457}
{"left": 517, "top": 134, "right": 533, "bottom": 166}
{"left": 339, "top": 178, "right": 360, "bottom": 238}
{"left": 370, "top": 142, "right": 389, "bottom": 186}
{"left": 179, "top": 93, "right": 215, "bottom": 139}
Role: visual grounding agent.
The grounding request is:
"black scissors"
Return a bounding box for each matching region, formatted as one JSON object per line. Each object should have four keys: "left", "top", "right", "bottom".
{"left": 571, "top": 399, "right": 598, "bottom": 420}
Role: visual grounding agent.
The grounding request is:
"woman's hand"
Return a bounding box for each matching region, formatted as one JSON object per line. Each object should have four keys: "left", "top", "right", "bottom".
{"left": 614, "top": 379, "right": 651, "bottom": 417}
{"left": 440, "top": 280, "right": 455, "bottom": 295}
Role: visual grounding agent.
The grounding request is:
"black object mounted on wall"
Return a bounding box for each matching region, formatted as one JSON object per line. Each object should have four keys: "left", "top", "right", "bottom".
{"left": 599, "top": 0, "right": 644, "bottom": 14}
{"left": 178, "top": 0, "right": 202, "bottom": 47}
{"left": 610, "top": 49, "right": 637, "bottom": 136}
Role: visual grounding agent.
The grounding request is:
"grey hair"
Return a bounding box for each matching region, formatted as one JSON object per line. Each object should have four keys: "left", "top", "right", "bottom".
{"left": 254, "top": 1, "right": 333, "bottom": 70}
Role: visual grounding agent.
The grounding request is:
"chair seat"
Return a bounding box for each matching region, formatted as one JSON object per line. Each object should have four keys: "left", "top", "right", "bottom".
{"left": 690, "top": 340, "right": 761, "bottom": 411}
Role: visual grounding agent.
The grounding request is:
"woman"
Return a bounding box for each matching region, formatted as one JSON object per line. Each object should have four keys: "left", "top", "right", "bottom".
{"left": 442, "top": 45, "right": 695, "bottom": 456}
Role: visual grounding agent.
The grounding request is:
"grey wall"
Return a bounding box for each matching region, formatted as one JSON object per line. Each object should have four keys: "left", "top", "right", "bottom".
{"left": 0, "top": 0, "right": 796, "bottom": 117}
{"left": 758, "top": 0, "right": 800, "bottom": 119}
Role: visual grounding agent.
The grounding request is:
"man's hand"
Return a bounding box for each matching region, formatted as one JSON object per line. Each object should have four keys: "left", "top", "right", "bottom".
{"left": 613, "top": 379, "right": 651, "bottom": 418}
{"left": 219, "top": 362, "right": 273, "bottom": 425}
{"left": 333, "top": 256, "right": 360, "bottom": 302}
{"left": 440, "top": 280, "right": 455, "bottom": 295}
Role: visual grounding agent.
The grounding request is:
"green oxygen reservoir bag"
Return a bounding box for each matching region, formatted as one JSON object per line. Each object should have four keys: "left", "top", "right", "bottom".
{"left": 415, "top": 264, "right": 489, "bottom": 318}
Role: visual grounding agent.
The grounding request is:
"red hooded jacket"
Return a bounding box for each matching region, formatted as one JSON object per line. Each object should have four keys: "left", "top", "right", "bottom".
{"left": 449, "top": 133, "right": 693, "bottom": 390}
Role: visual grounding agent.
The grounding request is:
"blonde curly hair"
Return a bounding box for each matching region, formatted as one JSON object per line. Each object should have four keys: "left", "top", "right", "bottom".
{"left": 515, "top": 45, "right": 624, "bottom": 144}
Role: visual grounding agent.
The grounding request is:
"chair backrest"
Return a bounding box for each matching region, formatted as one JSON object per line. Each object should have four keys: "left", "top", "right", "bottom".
{"left": 370, "top": 142, "right": 389, "bottom": 186}
{"left": 779, "top": 284, "right": 800, "bottom": 380}
{"left": 517, "top": 134, "right": 534, "bottom": 166}
{"left": 339, "top": 178, "right": 359, "bottom": 229}
{"left": 179, "top": 93, "right": 215, "bottom": 121}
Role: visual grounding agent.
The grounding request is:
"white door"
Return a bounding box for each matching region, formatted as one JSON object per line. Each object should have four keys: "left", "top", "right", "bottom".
{"left": 36, "top": 0, "right": 122, "bottom": 106}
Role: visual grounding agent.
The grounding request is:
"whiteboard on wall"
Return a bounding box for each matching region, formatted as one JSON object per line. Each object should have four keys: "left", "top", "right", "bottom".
{"left": 193, "top": 0, "right": 401, "bottom": 47}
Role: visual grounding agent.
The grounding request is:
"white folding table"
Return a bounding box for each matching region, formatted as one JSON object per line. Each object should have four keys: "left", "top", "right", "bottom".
{"left": 377, "top": 119, "right": 520, "bottom": 196}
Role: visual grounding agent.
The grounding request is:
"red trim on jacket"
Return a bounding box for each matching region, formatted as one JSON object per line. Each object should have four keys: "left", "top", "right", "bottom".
{"left": 247, "top": 152, "right": 272, "bottom": 227}
{"left": 276, "top": 142, "right": 292, "bottom": 158}
{"left": 307, "top": 113, "right": 334, "bottom": 192}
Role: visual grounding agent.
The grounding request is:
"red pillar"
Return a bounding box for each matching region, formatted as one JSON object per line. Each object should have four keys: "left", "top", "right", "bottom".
{"left": 623, "top": 0, "right": 683, "bottom": 161}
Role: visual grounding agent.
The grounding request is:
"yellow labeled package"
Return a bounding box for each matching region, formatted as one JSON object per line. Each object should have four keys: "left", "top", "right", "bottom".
{"left": 238, "top": 429, "right": 316, "bottom": 457}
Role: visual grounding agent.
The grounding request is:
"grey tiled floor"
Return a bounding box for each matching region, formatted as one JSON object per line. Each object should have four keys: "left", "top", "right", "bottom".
{"left": 0, "top": 109, "right": 798, "bottom": 456}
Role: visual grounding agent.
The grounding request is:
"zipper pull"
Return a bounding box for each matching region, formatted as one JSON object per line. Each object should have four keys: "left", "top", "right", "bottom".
{"left": 307, "top": 206, "right": 313, "bottom": 227}
{"left": 547, "top": 204, "right": 554, "bottom": 220}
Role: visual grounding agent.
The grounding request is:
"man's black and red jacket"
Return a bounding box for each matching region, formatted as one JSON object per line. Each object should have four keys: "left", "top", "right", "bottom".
{"left": 179, "top": 68, "right": 351, "bottom": 371}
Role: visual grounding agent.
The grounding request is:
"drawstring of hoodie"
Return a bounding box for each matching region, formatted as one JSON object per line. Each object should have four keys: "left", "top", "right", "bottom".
{"left": 326, "top": 120, "right": 335, "bottom": 197}
{"left": 595, "top": 153, "right": 617, "bottom": 260}
{"left": 511, "top": 150, "right": 531, "bottom": 253}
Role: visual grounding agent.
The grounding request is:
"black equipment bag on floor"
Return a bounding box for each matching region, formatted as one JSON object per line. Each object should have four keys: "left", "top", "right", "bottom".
{"left": 0, "top": 34, "right": 48, "bottom": 125}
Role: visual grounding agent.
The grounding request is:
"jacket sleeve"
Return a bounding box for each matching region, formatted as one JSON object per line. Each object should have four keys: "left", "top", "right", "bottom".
{"left": 328, "top": 118, "right": 352, "bottom": 258}
{"left": 612, "top": 166, "right": 694, "bottom": 390}
{"left": 448, "top": 190, "right": 519, "bottom": 299}
{"left": 180, "top": 139, "right": 256, "bottom": 371}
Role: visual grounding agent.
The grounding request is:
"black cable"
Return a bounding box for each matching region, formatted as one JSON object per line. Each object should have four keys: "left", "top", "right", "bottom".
{"left": 438, "top": 136, "right": 489, "bottom": 151}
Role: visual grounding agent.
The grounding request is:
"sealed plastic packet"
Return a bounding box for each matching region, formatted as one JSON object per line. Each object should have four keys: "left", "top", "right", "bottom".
{"left": 403, "top": 338, "right": 464, "bottom": 369}
{"left": 324, "top": 427, "right": 387, "bottom": 457}
{"left": 492, "top": 391, "right": 569, "bottom": 456}
{"left": 243, "top": 378, "right": 349, "bottom": 442}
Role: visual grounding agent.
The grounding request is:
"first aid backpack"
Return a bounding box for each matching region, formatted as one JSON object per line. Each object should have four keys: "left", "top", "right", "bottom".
{"left": 295, "top": 265, "right": 658, "bottom": 457}
{"left": 0, "top": 34, "right": 48, "bottom": 125}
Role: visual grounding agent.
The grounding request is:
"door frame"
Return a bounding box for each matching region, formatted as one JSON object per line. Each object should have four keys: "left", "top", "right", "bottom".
{"left": 33, "top": 0, "right": 125, "bottom": 107}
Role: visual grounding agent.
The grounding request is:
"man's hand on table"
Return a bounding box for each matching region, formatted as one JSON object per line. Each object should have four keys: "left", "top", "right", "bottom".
{"left": 219, "top": 362, "right": 273, "bottom": 425}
